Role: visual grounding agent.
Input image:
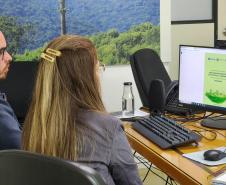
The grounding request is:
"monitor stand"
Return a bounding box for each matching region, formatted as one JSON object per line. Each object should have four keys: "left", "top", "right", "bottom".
{"left": 201, "top": 117, "right": 226, "bottom": 130}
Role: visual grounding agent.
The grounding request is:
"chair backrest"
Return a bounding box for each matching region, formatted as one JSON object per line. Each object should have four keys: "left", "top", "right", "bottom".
{"left": 0, "top": 62, "right": 38, "bottom": 123}
{"left": 130, "top": 48, "right": 172, "bottom": 108}
{"left": 0, "top": 150, "right": 106, "bottom": 185}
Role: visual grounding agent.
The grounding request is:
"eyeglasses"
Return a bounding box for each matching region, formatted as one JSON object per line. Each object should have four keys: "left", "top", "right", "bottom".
{"left": 0, "top": 47, "right": 6, "bottom": 60}
{"left": 99, "top": 62, "right": 105, "bottom": 72}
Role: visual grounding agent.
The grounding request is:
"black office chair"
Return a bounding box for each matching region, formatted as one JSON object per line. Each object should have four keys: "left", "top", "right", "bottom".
{"left": 0, "top": 62, "right": 38, "bottom": 123}
{"left": 0, "top": 150, "right": 106, "bottom": 185}
{"left": 130, "top": 48, "right": 172, "bottom": 108}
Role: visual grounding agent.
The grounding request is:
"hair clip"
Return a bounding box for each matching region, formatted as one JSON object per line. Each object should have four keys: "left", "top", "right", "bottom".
{"left": 40, "top": 48, "right": 62, "bottom": 63}
{"left": 40, "top": 53, "right": 55, "bottom": 63}
{"left": 46, "top": 48, "right": 61, "bottom": 57}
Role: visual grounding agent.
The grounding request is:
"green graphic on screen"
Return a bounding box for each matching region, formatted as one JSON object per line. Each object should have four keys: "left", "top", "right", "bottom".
{"left": 204, "top": 53, "right": 226, "bottom": 107}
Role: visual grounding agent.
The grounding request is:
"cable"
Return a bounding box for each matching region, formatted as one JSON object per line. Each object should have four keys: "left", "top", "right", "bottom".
{"left": 142, "top": 164, "right": 152, "bottom": 182}
{"left": 190, "top": 125, "right": 217, "bottom": 141}
{"left": 194, "top": 130, "right": 217, "bottom": 141}
{"left": 165, "top": 176, "right": 179, "bottom": 185}
{"left": 209, "top": 114, "right": 225, "bottom": 119}
{"left": 134, "top": 151, "right": 151, "bottom": 167}
{"left": 212, "top": 130, "right": 226, "bottom": 138}
{"left": 170, "top": 178, "right": 178, "bottom": 185}
{"left": 134, "top": 154, "right": 152, "bottom": 169}
{"left": 133, "top": 152, "right": 179, "bottom": 184}
{"left": 133, "top": 153, "right": 170, "bottom": 183}
{"left": 174, "top": 113, "right": 226, "bottom": 140}
{"left": 165, "top": 177, "right": 169, "bottom": 185}
{"left": 176, "top": 112, "right": 215, "bottom": 124}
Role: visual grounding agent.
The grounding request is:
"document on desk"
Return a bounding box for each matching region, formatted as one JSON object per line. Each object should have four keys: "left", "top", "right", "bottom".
{"left": 182, "top": 147, "right": 226, "bottom": 166}
{"left": 212, "top": 172, "right": 226, "bottom": 185}
{"left": 111, "top": 109, "right": 149, "bottom": 121}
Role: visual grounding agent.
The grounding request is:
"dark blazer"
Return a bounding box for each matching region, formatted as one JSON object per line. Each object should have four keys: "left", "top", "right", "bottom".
{"left": 0, "top": 93, "right": 21, "bottom": 150}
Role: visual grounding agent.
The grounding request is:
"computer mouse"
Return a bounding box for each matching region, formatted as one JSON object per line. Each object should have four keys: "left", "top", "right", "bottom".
{"left": 203, "top": 150, "right": 226, "bottom": 161}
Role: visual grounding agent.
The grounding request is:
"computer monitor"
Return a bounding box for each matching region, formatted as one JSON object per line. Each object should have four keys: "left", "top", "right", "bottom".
{"left": 0, "top": 62, "right": 38, "bottom": 123}
{"left": 179, "top": 45, "right": 226, "bottom": 129}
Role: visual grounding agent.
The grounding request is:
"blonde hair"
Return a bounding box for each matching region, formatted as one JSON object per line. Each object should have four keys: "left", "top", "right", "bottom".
{"left": 22, "top": 35, "right": 105, "bottom": 160}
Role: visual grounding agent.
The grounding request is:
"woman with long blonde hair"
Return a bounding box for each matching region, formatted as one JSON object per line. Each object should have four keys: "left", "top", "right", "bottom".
{"left": 22, "top": 35, "right": 142, "bottom": 185}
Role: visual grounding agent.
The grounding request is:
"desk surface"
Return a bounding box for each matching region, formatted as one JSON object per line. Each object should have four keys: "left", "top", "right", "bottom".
{"left": 124, "top": 117, "right": 226, "bottom": 185}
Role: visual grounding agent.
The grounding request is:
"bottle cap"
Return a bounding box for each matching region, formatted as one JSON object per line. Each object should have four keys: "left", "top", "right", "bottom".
{"left": 123, "top": 82, "right": 132, "bottom": 85}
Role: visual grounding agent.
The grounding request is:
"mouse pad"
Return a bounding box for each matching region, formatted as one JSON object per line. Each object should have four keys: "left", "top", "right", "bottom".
{"left": 182, "top": 147, "right": 226, "bottom": 166}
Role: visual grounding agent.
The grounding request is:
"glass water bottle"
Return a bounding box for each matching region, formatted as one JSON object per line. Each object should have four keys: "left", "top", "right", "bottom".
{"left": 122, "top": 82, "right": 135, "bottom": 116}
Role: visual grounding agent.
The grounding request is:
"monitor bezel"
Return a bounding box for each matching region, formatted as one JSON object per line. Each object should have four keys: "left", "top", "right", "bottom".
{"left": 178, "top": 44, "right": 226, "bottom": 114}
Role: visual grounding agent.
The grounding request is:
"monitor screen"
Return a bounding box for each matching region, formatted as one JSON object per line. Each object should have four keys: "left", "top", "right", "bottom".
{"left": 179, "top": 45, "right": 226, "bottom": 114}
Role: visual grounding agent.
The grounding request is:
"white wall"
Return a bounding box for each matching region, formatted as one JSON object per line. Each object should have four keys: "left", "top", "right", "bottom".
{"left": 160, "top": 1, "right": 214, "bottom": 80}
{"left": 100, "top": 65, "right": 142, "bottom": 113}
{"left": 160, "top": 0, "right": 171, "bottom": 65}
{"left": 218, "top": 0, "right": 226, "bottom": 40}
{"left": 170, "top": 23, "right": 214, "bottom": 80}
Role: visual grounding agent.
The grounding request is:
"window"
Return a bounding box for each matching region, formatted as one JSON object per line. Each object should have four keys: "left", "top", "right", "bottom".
{"left": 0, "top": 0, "right": 160, "bottom": 111}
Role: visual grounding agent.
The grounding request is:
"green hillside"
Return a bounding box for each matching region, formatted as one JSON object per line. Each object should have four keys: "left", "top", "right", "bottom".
{"left": 15, "top": 22, "right": 160, "bottom": 65}
{"left": 0, "top": 0, "right": 159, "bottom": 54}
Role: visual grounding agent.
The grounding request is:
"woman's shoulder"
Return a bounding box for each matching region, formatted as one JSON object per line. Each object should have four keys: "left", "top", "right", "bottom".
{"left": 79, "top": 110, "right": 123, "bottom": 131}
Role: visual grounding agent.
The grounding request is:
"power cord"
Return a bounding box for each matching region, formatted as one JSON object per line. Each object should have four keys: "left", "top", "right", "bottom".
{"left": 209, "top": 114, "right": 226, "bottom": 119}
{"left": 213, "top": 130, "right": 226, "bottom": 138}
{"left": 189, "top": 125, "right": 217, "bottom": 141}
{"left": 174, "top": 112, "right": 215, "bottom": 123}
{"left": 178, "top": 113, "right": 226, "bottom": 140}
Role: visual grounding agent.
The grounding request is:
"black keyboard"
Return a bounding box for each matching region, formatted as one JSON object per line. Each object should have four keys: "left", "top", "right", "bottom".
{"left": 132, "top": 115, "right": 201, "bottom": 149}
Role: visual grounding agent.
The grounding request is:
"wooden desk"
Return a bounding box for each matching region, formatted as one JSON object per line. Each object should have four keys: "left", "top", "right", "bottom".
{"left": 124, "top": 119, "right": 226, "bottom": 185}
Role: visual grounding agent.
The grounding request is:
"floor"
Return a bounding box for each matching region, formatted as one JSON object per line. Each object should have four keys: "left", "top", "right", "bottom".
{"left": 139, "top": 167, "right": 168, "bottom": 185}
{"left": 135, "top": 152, "right": 179, "bottom": 185}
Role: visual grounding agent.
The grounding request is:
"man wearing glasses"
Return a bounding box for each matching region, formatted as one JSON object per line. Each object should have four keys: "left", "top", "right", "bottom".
{"left": 0, "top": 31, "right": 21, "bottom": 149}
